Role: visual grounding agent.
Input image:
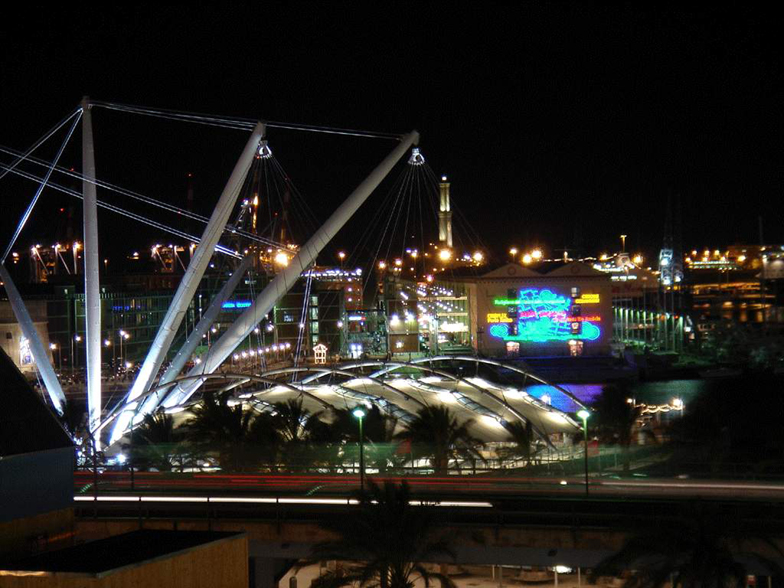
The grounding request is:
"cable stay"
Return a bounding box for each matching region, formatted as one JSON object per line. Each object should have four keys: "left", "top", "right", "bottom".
{"left": 0, "top": 162, "right": 241, "bottom": 258}
{"left": 90, "top": 100, "right": 403, "bottom": 139}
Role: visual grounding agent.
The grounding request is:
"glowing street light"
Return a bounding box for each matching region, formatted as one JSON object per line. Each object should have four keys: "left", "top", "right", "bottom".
{"left": 119, "top": 330, "right": 130, "bottom": 365}
{"left": 576, "top": 409, "right": 591, "bottom": 496}
{"left": 353, "top": 407, "right": 366, "bottom": 493}
{"left": 49, "top": 342, "right": 61, "bottom": 371}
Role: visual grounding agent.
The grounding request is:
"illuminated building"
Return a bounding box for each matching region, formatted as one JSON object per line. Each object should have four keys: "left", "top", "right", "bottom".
{"left": 687, "top": 245, "right": 784, "bottom": 328}
{"left": 471, "top": 261, "right": 613, "bottom": 357}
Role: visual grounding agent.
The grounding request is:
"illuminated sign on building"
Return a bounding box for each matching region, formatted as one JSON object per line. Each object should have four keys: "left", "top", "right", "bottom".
{"left": 222, "top": 300, "right": 252, "bottom": 310}
{"left": 574, "top": 293, "right": 600, "bottom": 304}
{"left": 487, "top": 288, "right": 601, "bottom": 343}
{"left": 486, "top": 313, "right": 512, "bottom": 323}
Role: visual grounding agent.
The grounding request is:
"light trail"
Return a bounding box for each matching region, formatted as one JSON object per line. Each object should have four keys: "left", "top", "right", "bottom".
{"left": 73, "top": 495, "right": 493, "bottom": 508}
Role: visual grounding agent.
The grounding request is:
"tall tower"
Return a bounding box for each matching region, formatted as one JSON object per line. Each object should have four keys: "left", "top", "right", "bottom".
{"left": 438, "top": 176, "right": 453, "bottom": 249}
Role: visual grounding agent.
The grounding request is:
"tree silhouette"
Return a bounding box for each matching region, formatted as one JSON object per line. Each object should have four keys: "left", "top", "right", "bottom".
{"left": 186, "top": 390, "right": 261, "bottom": 471}
{"left": 268, "top": 397, "right": 331, "bottom": 469}
{"left": 593, "top": 502, "right": 784, "bottom": 588}
{"left": 395, "top": 405, "right": 483, "bottom": 474}
{"left": 306, "top": 481, "right": 456, "bottom": 588}
{"left": 592, "top": 384, "right": 641, "bottom": 471}
{"left": 330, "top": 405, "right": 399, "bottom": 471}
{"left": 499, "top": 420, "right": 538, "bottom": 468}
{"left": 129, "top": 412, "right": 184, "bottom": 471}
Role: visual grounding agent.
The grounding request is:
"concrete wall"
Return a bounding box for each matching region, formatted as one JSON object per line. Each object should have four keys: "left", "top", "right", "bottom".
{"left": 0, "top": 509, "right": 74, "bottom": 562}
{"left": 0, "top": 448, "right": 74, "bottom": 525}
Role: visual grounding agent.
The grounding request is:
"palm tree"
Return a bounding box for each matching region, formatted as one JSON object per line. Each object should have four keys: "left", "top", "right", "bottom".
{"left": 306, "top": 481, "right": 456, "bottom": 588}
{"left": 331, "top": 405, "right": 399, "bottom": 472}
{"left": 498, "top": 420, "right": 538, "bottom": 468}
{"left": 592, "top": 502, "right": 783, "bottom": 588}
{"left": 129, "top": 412, "right": 184, "bottom": 471}
{"left": 186, "top": 390, "right": 266, "bottom": 471}
{"left": 394, "top": 405, "right": 483, "bottom": 474}
{"left": 246, "top": 411, "right": 284, "bottom": 470}
{"left": 268, "top": 397, "right": 332, "bottom": 470}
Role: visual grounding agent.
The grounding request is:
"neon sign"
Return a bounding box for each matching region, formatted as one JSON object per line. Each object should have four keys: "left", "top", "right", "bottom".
{"left": 486, "top": 313, "right": 512, "bottom": 323}
{"left": 574, "top": 293, "right": 600, "bottom": 304}
{"left": 488, "top": 288, "right": 601, "bottom": 343}
{"left": 222, "top": 300, "right": 252, "bottom": 309}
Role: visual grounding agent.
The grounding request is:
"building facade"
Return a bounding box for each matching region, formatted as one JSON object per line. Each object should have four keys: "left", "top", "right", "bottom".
{"left": 472, "top": 262, "right": 613, "bottom": 357}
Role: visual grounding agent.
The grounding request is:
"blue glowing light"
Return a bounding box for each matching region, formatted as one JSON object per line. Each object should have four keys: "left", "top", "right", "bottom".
{"left": 488, "top": 288, "right": 601, "bottom": 343}
{"left": 222, "top": 300, "right": 252, "bottom": 310}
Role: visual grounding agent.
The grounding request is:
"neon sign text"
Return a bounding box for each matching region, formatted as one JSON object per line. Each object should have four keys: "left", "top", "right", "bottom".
{"left": 488, "top": 288, "right": 601, "bottom": 343}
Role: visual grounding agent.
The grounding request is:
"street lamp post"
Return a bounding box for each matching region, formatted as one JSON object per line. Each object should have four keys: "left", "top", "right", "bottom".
{"left": 72, "top": 334, "right": 82, "bottom": 371}
{"left": 119, "top": 330, "right": 130, "bottom": 366}
{"left": 50, "top": 342, "right": 61, "bottom": 371}
{"left": 577, "top": 409, "right": 591, "bottom": 496}
{"left": 353, "top": 407, "right": 366, "bottom": 494}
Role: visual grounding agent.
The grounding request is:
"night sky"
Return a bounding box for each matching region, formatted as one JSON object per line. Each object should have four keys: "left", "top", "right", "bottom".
{"left": 1, "top": 5, "right": 781, "bottom": 266}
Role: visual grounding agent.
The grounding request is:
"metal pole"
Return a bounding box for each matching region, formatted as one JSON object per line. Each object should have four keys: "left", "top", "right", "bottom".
{"left": 359, "top": 415, "right": 365, "bottom": 493}
{"left": 0, "top": 264, "right": 66, "bottom": 414}
{"left": 583, "top": 416, "right": 589, "bottom": 496}
{"left": 127, "top": 122, "right": 265, "bottom": 404}
{"left": 82, "top": 97, "right": 102, "bottom": 439}
{"left": 130, "top": 255, "right": 253, "bottom": 421}
{"left": 164, "top": 131, "right": 420, "bottom": 407}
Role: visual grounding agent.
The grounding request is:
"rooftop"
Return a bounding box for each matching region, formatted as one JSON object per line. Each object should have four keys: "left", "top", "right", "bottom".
{"left": 3, "top": 530, "right": 244, "bottom": 574}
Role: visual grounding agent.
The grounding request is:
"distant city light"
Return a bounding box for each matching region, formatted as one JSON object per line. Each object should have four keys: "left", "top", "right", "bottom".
{"left": 274, "top": 251, "right": 289, "bottom": 266}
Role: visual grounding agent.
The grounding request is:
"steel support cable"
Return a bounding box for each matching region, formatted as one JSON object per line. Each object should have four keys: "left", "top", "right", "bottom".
{"left": 269, "top": 158, "right": 321, "bottom": 236}
{"left": 380, "top": 165, "right": 415, "bottom": 266}
{"left": 92, "top": 100, "right": 403, "bottom": 139}
{"left": 359, "top": 165, "right": 411, "bottom": 292}
{"left": 398, "top": 166, "right": 415, "bottom": 264}
{"left": 0, "top": 108, "right": 81, "bottom": 184}
{"left": 90, "top": 101, "right": 254, "bottom": 131}
{"left": 0, "top": 144, "right": 212, "bottom": 223}
{"left": 330, "top": 158, "right": 406, "bottom": 285}
{"left": 0, "top": 163, "right": 241, "bottom": 258}
{"left": 0, "top": 145, "right": 284, "bottom": 250}
{"left": 417, "top": 168, "right": 427, "bottom": 276}
{"left": 292, "top": 272, "right": 313, "bottom": 379}
{"left": 2, "top": 111, "right": 82, "bottom": 263}
{"left": 0, "top": 159, "right": 275, "bottom": 253}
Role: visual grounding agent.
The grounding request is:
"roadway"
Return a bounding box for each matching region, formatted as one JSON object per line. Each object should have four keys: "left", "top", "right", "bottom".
{"left": 74, "top": 470, "right": 784, "bottom": 501}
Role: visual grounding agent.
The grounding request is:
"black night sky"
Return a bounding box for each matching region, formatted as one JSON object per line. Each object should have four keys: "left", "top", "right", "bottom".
{"left": 1, "top": 5, "right": 781, "bottom": 266}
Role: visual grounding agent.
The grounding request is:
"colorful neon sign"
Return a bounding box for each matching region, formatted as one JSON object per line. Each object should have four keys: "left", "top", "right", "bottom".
{"left": 574, "top": 293, "right": 600, "bottom": 304}
{"left": 488, "top": 288, "right": 601, "bottom": 343}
